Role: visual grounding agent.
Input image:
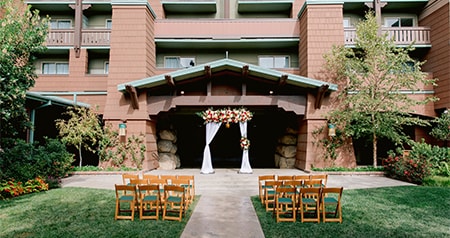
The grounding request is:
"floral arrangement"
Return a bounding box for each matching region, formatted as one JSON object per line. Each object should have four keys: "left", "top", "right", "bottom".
{"left": 197, "top": 107, "right": 253, "bottom": 124}
{"left": 240, "top": 137, "right": 251, "bottom": 150}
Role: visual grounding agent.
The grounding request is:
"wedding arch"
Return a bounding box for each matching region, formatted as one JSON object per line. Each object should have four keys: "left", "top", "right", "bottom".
{"left": 197, "top": 107, "right": 253, "bottom": 174}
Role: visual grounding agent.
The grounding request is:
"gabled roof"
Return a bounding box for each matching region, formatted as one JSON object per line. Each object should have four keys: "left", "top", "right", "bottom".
{"left": 117, "top": 58, "right": 337, "bottom": 92}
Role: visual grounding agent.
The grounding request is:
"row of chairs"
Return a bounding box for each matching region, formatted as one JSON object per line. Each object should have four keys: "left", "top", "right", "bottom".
{"left": 272, "top": 186, "right": 343, "bottom": 223}
{"left": 258, "top": 174, "right": 328, "bottom": 205}
{"left": 115, "top": 174, "right": 195, "bottom": 221}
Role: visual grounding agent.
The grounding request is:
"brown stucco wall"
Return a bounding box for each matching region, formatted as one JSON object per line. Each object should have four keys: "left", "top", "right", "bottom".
{"left": 104, "top": 4, "right": 158, "bottom": 170}
{"left": 421, "top": 2, "right": 450, "bottom": 111}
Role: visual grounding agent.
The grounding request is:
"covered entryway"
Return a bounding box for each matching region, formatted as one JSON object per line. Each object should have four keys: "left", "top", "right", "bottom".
{"left": 117, "top": 58, "right": 337, "bottom": 170}
{"left": 163, "top": 106, "right": 298, "bottom": 168}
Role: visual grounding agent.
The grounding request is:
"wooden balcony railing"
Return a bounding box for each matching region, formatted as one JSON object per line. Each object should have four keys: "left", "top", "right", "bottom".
{"left": 46, "top": 29, "right": 111, "bottom": 47}
{"left": 344, "top": 27, "right": 431, "bottom": 46}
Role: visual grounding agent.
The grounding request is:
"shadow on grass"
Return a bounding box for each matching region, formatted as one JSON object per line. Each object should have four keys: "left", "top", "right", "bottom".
{"left": 0, "top": 187, "right": 199, "bottom": 238}
{"left": 252, "top": 186, "right": 450, "bottom": 238}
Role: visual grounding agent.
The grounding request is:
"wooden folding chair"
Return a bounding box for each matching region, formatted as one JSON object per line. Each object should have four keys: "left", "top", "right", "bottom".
{"left": 293, "top": 174, "right": 310, "bottom": 183}
{"left": 277, "top": 175, "right": 294, "bottom": 182}
{"left": 274, "top": 186, "right": 297, "bottom": 223}
{"left": 177, "top": 175, "right": 195, "bottom": 198}
{"left": 172, "top": 178, "right": 192, "bottom": 207}
{"left": 321, "top": 187, "right": 343, "bottom": 223}
{"left": 122, "top": 173, "right": 139, "bottom": 185}
{"left": 162, "top": 185, "right": 186, "bottom": 221}
{"left": 138, "top": 184, "right": 161, "bottom": 220}
{"left": 299, "top": 187, "right": 321, "bottom": 223}
{"left": 264, "top": 180, "right": 282, "bottom": 211}
{"left": 143, "top": 174, "right": 159, "bottom": 184}
{"left": 160, "top": 175, "right": 177, "bottom": 185}
{"left": 114, "top": 184, "right": 138, "bottom": 221}
{"left": 310, "top": 174, "right": 328, "bottom": 187}
{"left": 258, "top": 175, "right": 276, "bottom": 204}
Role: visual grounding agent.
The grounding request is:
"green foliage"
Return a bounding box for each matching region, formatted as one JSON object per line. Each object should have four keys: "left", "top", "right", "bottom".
{"left": 98, "top": 124, "right": 146, "bottom": 169}
{"left": 0, "top": 177, "right": 48, "bottom": 200}
{"left": 0, "top": 138, "right": 74, "bottom": 183}
{"left": 312, "top": 125, "right": 345, "bottom": 160}
{"left": 311, "top": 166, "right": 384, "bottom": 172}
{"left": 384, "top": 140, "right": 450, "bottom": 184}
{"left": 55, "top": 106, "right": 103, "bottom": 167}
{"left": 0, "top": 0, "right": 48, "bottom": 139}
{"left": 323, "top": 12, "right": 437, "bottom": 167}
{"left": 430, "top": 110, "right": 450, "bottom": 143}
{"left": 71, "top": 165, "right": 138, "bottom": 172}
{"left": 423, "top": 176, "right": 450, "bottom": 187}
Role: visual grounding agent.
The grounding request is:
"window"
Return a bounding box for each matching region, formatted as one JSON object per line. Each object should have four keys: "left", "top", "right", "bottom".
{"left": 106, "top": 19, "right": 112, "bottom": 29}
{"left": 104, "top": 61, "right": 109, "bottom": 74}
{"left": 164, "top": 57, "right": 195, "bottom": 68}
{"left": 42, "top": 62, "right": 69, "bottom": 74}
{"left": 384, "top": 17, "right": 414, "bottom": 27}
{"left": 258, "top": 56, "right": 289, "bottom": 68}
{"left": 49, "top": 19, "right": 72, "bottom": 29}
{"left": 343, "top": 18, "right": 352, "bottom": 27}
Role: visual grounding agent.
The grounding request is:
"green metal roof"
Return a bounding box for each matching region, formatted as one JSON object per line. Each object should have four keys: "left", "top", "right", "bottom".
{"left": 26, "top": 91, "right": 90, "bottom": 108}
{"left": 117, "top": 58, "right": 337, "bottom": 92}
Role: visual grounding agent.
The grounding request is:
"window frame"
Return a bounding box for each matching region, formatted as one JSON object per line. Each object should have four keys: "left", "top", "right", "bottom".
{"left": 49, "top": 19, "right": 72, "bottom": 29}
{"left": 106, "top": 19, "right": 112, "bottom": 29}
{"left": 384, "top": 17, "right": 415, "bottom": 27}
{"left": 258, "top": 55, "right": 290, "bottom": 68}
{"left": 41, "top": 62, "right": 69, "bottom": 75}
{"left": 104, "top": 61, "right": 109, "bottom": 74}
{"left": 164, "top": 56, "right": 196, "bottom": 68}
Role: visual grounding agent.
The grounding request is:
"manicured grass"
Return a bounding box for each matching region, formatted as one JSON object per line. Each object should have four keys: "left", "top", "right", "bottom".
{"left": 0, "top": 187, "right": 198, "bottom": 238}
{"left": 253, "top": 186, "right": 450, "bottom": 238}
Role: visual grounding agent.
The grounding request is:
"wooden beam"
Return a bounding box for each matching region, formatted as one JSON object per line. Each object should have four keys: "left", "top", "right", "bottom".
{"left": 125, "top": 85, "right": 139, "bottom": 110}
{"left": 165, "top": 75, "right": 175, "bottom": 87}
{"left": 242, "top": 65, "right": 249, "bottom": 78}
{"left": 204, "top": 65, "right": 212, "bottom": 78}
{"left": 279, "top": 74, "right": 288, "bottom": 86}
{"left": 314, "top": 84, "right": 329, "bottom": 109}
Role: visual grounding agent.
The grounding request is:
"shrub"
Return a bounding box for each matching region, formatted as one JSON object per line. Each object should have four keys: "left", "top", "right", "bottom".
{"left": 383, "top": 154, "right": 431, "bottom": 184}
{"left": 0, "top": 177, "right": 48, "bottom": 200}
{"left": 0, "top": 138, "right": 74, "bottom": 184}
{"left": 384, "top": 140, "right": 450, "bottom": 184}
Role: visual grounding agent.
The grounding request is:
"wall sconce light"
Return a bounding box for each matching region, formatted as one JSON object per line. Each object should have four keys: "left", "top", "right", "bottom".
{"left": 180, "top": 90, "right": 185, "bottom": 95}
{"left": 119, "top": 123, "right": 127, "bottom": 137}
{"left": 269, "top": 90, "right": 273, "bottom": 95}
{"left": 328, "top": 123, "right": 336, "bottom": 137}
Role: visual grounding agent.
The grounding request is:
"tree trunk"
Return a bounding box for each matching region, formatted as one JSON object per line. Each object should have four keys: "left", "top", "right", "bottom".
{"left": 373, "top": 131, "right": 377, "bottom": 167}
{"left": 78, "top": 142, "right": 83, "bottom": 168}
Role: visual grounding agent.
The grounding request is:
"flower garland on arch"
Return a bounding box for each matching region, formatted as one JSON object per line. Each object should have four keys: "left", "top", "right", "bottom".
{"left": 197, "top": 107, "right": 253, "bottom": 124}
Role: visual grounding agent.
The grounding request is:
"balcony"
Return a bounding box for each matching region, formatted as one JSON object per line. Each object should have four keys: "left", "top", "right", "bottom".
{"left": 344, "top": 27, "right": 431, "bottom": 47}
{"left": 46, "top": 29, "right": 111, "bottom": 47}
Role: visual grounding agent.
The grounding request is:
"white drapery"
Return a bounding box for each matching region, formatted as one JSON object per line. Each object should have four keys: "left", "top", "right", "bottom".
{"left": 200, "top": 122, "right": 221, "bottom": 174}
{"left": 239, "top": 121, "right": 252, "bottom": 173}
{"left": 201, "top": 121, "right": 253, "bottom": 174}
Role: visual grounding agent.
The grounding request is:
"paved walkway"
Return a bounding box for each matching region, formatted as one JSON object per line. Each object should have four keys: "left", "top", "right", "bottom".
{"left": 61, "top": 169, "right": 414, "bottom": 238}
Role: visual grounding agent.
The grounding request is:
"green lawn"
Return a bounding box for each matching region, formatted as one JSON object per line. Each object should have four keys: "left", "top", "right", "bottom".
{"left": 253, "top": 186, "right": 450, "bottom": 238}
{"left": 0, "top": 187, "right": 198, "bottom": 238}
{"left": 1, "top": 186, "right": 449, "bottom": 238}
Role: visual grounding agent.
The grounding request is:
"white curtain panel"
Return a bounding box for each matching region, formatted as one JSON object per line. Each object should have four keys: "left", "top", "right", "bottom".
{"left": 239, "top": 121, "right": 253, "bottom": 173}
{"left": 200, "top": 122, "right": 221, "bottom": 174}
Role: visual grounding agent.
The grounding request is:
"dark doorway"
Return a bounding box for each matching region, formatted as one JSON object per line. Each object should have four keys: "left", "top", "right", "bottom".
{"left": 171, "top": 107, "right": 287, "bottom": 168}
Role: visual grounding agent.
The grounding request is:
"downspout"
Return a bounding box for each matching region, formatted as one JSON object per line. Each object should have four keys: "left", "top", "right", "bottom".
{"left": 29, "top": 101, "right": 52, "bottom": 143}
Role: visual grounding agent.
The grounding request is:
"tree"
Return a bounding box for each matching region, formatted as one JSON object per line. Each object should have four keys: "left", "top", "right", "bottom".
{"left": 323, "top": 12, "right": 437, "bottom": 167}
{"left": 430, "top": 110, "right": 450, "bottom": 147}
{"left": 0, "top": 0, "right": 48, "bottom": 144}
{"left": 55, "top": 107, "right": 103, "bottom": 167}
